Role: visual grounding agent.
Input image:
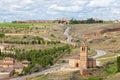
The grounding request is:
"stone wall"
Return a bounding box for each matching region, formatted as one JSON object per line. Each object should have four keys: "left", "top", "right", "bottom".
{"left": 69, "top": 59, "right": 80, "bottom": 67}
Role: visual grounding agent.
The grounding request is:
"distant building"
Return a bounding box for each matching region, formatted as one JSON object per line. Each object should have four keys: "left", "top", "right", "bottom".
{"left": 14, "top": 62, "right": 24, "bottom": 73}
{"left": 0, "top": 67, "right": 14, "bottom": 80}
{"left": 114, "top": 20, "right": 120, "bottom": 23}
{"left": 12, "top": 20, "right": 60, "bottom": 24}
{"left": 22, "top": 60, "right": 31, "bottom": 67}
{"left": 69, "top": 45, "right": 96, "bottom": 75}
{"left": 0, "top": 44, "right": 15, "bottom": 54}
{"left": 61, "top": 18, "right": 70, "bottom": 24}
{"left": 12, "top": 18, "right": 70, "bottom": 24}
{"left": 0, "top": 57, "right": 30, "bottom": 79}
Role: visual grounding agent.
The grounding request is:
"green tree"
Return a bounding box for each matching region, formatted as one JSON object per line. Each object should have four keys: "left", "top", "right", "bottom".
{"left": 0, "top": 33, "right": 5, "bottom": 38}
{"left": 0, "top": 49, "right": 1, "bottom": 56}
{"left": 117, "top": 56, "right": 120, "bottom": 72}
{"left": 86, "top": 18, "right": 95, "bottom": 23}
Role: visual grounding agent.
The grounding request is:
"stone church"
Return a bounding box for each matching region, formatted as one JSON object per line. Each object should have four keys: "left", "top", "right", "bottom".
{"left": 69, "top": 45, "right": 96, "bottom": 75}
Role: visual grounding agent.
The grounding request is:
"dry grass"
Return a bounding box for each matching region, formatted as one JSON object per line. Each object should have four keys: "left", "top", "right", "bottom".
{"left": 32, "top": 71, "right": 72, "bottom": 80}
{"left": 105, "top": 73, "right": 120, "bottom": 80}
{"left": 69, "top": 23, "right": 120, "bottom": 41}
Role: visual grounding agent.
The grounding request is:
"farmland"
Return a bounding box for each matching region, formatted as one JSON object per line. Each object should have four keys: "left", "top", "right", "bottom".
{"left": 0, "top": 23, "right": 58, "bottom": 27}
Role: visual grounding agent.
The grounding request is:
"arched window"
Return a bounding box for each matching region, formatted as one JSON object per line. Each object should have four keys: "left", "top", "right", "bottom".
{"left": 82, "top": 47, "right": 85, "bottom": 52}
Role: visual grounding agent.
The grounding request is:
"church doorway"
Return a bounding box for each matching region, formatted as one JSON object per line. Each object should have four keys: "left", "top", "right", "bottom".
{"left": 76, "top": 63, "right": 79, "bottom": 67}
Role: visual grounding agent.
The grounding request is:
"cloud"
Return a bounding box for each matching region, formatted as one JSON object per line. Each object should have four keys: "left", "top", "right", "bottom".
{"left": 47, "top": 10, "right": 59, "bottom": 15}
{"left": 87, "top": 0, "right": 114, "bottom": 7}
{"left": 22, "top": 0, "right": 33, "bottom": 4}
{"left": 48, "top": 0, "right": 86, "bottom": 12}
{"left": 49, "top": 4, "right": 83, "bottom": 12}
{"left": 0, "top": 0, "right": 120, "bottom": 22}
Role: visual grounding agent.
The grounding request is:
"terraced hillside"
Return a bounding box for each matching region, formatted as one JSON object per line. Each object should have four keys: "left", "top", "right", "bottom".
{"left": 0, "top": 23, "right": 66, "bottom": 41}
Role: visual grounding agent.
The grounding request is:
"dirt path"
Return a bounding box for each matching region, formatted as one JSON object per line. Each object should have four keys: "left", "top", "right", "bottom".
{"left": 64, "top": 26, "right": 72, "bottom": 42}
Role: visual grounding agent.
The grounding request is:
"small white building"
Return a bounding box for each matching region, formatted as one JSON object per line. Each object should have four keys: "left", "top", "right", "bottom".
{"left": 0, "top": 44, "right": 10, "bottom": 53}
{"left": 114, "top": 20, "right": 120, "bottom": 23}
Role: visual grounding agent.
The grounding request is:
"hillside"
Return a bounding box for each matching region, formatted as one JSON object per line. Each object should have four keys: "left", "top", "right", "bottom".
{"left": 28, "top": 23, "right": 120, "bottom": 80}
{"left": 0, "top": 23, "right": 120, "bottom": 80}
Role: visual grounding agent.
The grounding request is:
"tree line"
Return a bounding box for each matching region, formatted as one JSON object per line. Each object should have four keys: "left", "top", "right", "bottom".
{"left": 18, "top": 45, "right": 71, "bottom": 74}
{"left": 1, "top": 36, "right": 61, "bottom": 45}
{"left": 69, "top": 18, "right": 104, "bottom": 24}
{"left": 0, "top": 44, "right": 71, "bottom": 74}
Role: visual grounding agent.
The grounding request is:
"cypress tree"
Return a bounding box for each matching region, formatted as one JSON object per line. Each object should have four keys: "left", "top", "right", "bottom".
{"left": 117, "top": 56, "right": 120, "bottom": 72}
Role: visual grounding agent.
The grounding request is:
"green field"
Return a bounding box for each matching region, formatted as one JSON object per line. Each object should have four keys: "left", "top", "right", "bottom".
{"left": 0, "top": 23, "right": 32, "bottom": 27}
{"left": 32, "top": 23, "right": 58, "bottom": 27}
{"left": 0, "top": 23, "right": 58, "bottom": 27}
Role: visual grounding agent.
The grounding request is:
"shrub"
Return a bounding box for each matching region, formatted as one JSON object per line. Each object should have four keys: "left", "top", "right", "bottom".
{"left": 50, "top": 34, "right": 56, "bottom": 38}
{"left": 0, "top": 33, "right": 5, "bottom": 38}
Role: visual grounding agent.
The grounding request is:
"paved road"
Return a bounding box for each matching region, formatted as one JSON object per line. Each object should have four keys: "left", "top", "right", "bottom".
{"left": 64, "top": 26, "right": 72, "bottom": 42}
{"left": 92, "top": 50, "right": 106, "bottom": 66}
{"left": 97, "top": 54, "right": 120, "bottom": 60}
{"left": 92, "top": 50, "right": 106, "bottom": 59}
{"left": 10, "top": 64, "right": 68, "bottom": 80}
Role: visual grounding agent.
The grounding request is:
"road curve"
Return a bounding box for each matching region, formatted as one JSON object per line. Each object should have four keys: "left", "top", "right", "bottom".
{"left": 92, "top": 50, "right": 106, "bottom": 66}
{"left": 64, "top": 26, "right": 72, "bottom": 42}
{"left": 92, "top": 50, "right": 106, "bottom": 59}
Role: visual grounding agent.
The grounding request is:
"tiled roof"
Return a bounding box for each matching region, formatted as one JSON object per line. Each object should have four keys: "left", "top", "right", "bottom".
{"left": 0, "top": 43, "right": 10, "bottom": 47}
{"left": 4, "top": 57, "right": 14, "bottom": 61}
{"left": 0, "top": 57, "right": 25, "bottom": 69}
{"left": 0, "top": 67, "right": 14, "bottom": 72}
{"left": 14, "top": 62, "right": 24, "bottom": 69}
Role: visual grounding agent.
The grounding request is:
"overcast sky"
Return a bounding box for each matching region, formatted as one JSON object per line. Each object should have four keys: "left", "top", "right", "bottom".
{"left": 0, "top": 0, "right": 120, "bottom": 22}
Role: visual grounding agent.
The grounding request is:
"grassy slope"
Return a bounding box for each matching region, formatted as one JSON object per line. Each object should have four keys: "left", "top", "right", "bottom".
{"left": 31, "top": 71, "right": 72, "bottom": 80}
{"left": 106, "top": 73, "right": 120, "bottom": 80}
{"left": 1, "top": 23, "right": 120, "bottom": 79}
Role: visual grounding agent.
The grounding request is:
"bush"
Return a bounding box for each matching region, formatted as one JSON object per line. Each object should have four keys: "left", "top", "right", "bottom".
{"left": 0, "top": 33, "right": 5, "bottom": 38}
{"left": 50, "top": 34, "right": 56, "bottom": 38}
{"left": 87, "top": 77, "right": 103, "bottom": 80}
{"left": 105, "top": 61, "right": 117, "bottom": 75}
{"left": 61, "top": 60, "right": 66, "bottom": 63}
{"left": 69, "top": 18, "right": 103, "bottom": 24}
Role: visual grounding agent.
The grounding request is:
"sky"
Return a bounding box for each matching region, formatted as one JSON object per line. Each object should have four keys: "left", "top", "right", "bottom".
{"left": 0, "top": 0, "right": 120, "bottom": 22}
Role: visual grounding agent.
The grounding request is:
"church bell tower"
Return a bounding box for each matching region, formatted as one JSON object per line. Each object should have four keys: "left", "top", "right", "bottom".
{"left": 80, "top": 45, "right": 88, "bottom": 69}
